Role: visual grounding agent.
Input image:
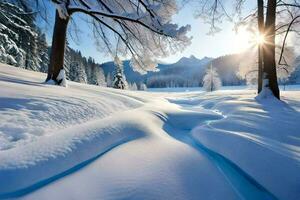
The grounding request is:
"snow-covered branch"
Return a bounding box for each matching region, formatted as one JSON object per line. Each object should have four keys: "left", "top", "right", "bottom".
{"left": 50, "top": 0, "right": 191, "bottom": 73}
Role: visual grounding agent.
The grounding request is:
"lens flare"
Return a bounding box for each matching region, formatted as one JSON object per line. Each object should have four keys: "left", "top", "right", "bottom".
{"left": 256, "top": 33, "right": 265, "bottom": 45}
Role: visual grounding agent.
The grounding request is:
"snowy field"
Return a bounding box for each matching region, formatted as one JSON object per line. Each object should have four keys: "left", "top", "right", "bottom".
{"left": 148, "top": 85, "right": 300, "bottom": 93}
{"left": 0, "top": 63, "right": 300, "bottom": 200}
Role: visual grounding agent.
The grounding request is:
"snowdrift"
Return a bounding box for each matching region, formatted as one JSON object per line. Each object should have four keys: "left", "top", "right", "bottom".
{"left": 0, "top": 63, "right": 300, "bottom": 200}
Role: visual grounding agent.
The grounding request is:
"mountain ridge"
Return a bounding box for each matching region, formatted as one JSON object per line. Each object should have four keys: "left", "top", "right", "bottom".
{"left": 100, "top": 55, "right": 214, "bottom": 87}
{"left": 100, "top": 55, "right": 243, "bottom": 87}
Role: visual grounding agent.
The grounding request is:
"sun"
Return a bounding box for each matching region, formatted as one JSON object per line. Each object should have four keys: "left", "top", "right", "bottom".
{"left": 255, "top": 33, "right": 266, "bottom": 45}
{"left": 233, "top": 27, "right": 265, "bottom": 53}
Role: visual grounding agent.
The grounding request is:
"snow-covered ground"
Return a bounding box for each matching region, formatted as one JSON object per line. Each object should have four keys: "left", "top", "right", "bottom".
{"left": 0, "top": 63, "right": 299, "bottom": 200}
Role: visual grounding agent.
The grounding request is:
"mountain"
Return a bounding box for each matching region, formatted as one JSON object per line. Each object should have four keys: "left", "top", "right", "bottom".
{"left": 100, "top": 54, "right": 246, "bottom": 88}
{"left": 100, "top": 55, "right": 214, "bottom": 88}
{"left": 175, "top": 55, "right": 212, "bottom": 67}
{"left": 100, "top": 53, "right": 262, "bottom": 88}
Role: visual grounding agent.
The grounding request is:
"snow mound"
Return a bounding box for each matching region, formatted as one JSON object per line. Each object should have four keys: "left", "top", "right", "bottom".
{"left": 171, "top": 90, "right": 300, "bottom": 200}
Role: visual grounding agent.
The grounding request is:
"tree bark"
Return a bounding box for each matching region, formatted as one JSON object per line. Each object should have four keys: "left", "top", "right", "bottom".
{"left": 46, "top": 11, "right": 69, "bottom": 83}
{"left": 263, "top": 0, "right": 280, "bottom": 99}
{"left": 257, "top": 0, "right": 264, "bottom": 93}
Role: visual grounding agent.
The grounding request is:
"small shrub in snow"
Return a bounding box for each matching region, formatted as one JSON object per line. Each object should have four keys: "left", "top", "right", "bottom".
{"left": 203, "top": 64, "right": 222, "bottom": 92}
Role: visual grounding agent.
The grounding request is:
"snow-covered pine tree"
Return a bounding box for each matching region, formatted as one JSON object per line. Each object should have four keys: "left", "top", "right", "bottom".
{"left": 63, "top": 40, "right": 72, "bottom": 78}
{"left": 112, "top": 56, "right": 127, "bottom": 89}
{"left": 203, "top": 64, "right": 222, "bottom": 92}
{"left": 69, "top": 49, "right": 87, "bottom": 83}
{"left": 89, "top": 59, "right": 106, "bottom": 86}
{"left": 65, "top": 48, "right": 107, "bottom": 86}
{"left": 0, "top": 2, "right": 49, "bottom": 71}
{"left": 36, "top": 30, "right": 49, "bottom": 73}
{"left": 95, "top": 67, "right": 106, "bottom": 86}
{"left": 0, "top": 2, "right": 27, "bottom": 67}
{"left": 70, "top": 61, "right": 87, "bottom": 83}
{"left": 68, "top": 50, "right": 87, "bottom": 83}
{"left": 85, "top": 57, "right": 93, "bottom": 84}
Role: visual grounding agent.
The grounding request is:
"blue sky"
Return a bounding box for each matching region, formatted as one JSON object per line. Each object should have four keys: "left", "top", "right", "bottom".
{"left": 44, "top": 1, "right": 256, "bottom": 64}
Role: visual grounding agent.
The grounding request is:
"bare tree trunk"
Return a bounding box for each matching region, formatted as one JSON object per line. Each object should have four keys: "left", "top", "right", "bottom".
{"left": 257, "top": 0, "right": 264, "bottom": 93}
{"left": 46, "top": 11, "right": 69, "bottom": 83}
{"left": 262, "top": 0, "right": 280, "bottom": 99}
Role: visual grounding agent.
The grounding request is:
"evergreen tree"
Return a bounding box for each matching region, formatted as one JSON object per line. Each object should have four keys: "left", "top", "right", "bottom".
{"left": 85, "top": 57, "right": 93, "bottom": 84}
{"left": 112, "top": 56, "right": 127, "bottom": 89}
{"left": 36, "top": 30, "right": 48, "bottom": 72}
{"left": 69, "top": 61, "right": 87, "bottom": 83}
{"left": 95, "top": 67, "right": 106, "bottom": 86}
{"left": 64, "top": 40, "right": 72, "bottom": 78}
{"left": 89, "top": 60, "right": 106, "bottom": 86}
{"left": 0, "top": 2, "right": 49, "bottom": 71}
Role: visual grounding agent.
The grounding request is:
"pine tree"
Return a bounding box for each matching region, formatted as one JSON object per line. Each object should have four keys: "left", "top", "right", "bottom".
{"left": 90, "top": 60, "right": 106, "bottom": 86}
{"left": 86, "top": 57, "right": 94, "bottom": 84}
{"left": 95, "top": 67, "right": 106, "bottom": 86}
{"left": 112, "top": 56, "right": 127, "bottom": 89}
{"left": 64, "top": 40, "right": 72, "bottom": 79}
{"left": 0, "top": 2, "right": 49, "bottom": 72}
{"left": 36, "top": 30, "right": 49, "bottom": 72}
{"left": 69, "top": 51, "right": 87, "bottom": 83}
{"left": 70, "top": 62, "right": 87, "bottom": 83}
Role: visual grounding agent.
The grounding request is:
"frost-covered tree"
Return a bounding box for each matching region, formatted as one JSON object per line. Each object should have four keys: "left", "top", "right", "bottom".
{"left": 63, "top": 40, "right": 72, "bottom": 78}
{"left": 36, "top": 30, "right": 49, "bottom": 72}
{"left": 112, "top": 56, "right": 127, "bottom": 89}
{"left": 65, "top": 48, "right": 107, "bottom": 86}
{"left": 0, "top": 2, "right": 46, "bottom": 70}
{"left": 69, "top": 60, "right": 87, "bottom": 84}
{"left": 45, "top": 0, "right": 191, "bottom": 85}
{"left": 90, "top": 61, "right": 106, "bottom": 86}
{"left": 203, "top": 64, "right": 222, "bottom": 92}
